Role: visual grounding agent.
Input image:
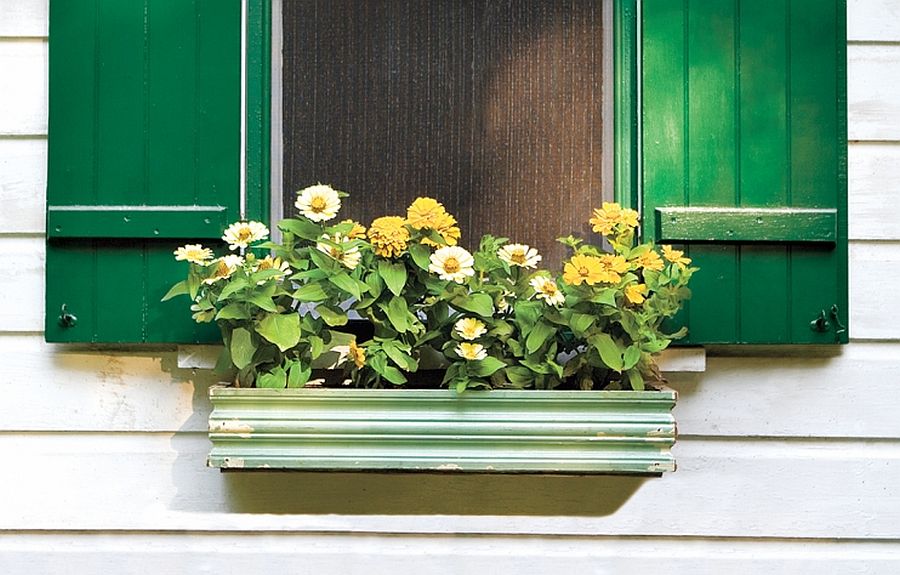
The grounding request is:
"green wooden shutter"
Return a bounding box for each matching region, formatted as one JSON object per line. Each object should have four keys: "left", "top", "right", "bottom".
{"left": 46, "top": 0, "right": 241, "bottom": 343}
{"left": 641, "top": 0, "right": 848, "bottom": 344}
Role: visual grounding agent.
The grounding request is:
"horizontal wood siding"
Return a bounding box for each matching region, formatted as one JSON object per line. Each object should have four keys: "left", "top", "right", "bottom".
{"left": 0, "top": 1, "right": 899, "bottom": 571}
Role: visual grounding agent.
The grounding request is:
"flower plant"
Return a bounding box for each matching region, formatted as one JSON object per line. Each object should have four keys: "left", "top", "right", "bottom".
{"left": 165, "top": 185, "right": 696, "bottom": 391}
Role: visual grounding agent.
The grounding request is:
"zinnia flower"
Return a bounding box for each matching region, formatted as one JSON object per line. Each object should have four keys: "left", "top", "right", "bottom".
{"left": 429, "top": 246, "right": 475, "bottom": 284}
{"left": 222, "top": 221, "right": 269, "bottom": 250}
{"left": 530, "top": 275, "right": 565, "bottom": 306}
{"left": 368, "top": 216, "right": 410, "bottom": 258}
{"left": 454, "top": 317, "right": 487, "bottom": 340}
{"left": 204, "top": 254, "right": 244, "bottom": 284}
{"left": 563, "top": 254, "right": 605, "bottom": 286}
{"left": 498, "top": 243, "right": 542, "bottom": 269}
{"left": 348, "top": 340, "right": 366, "bottom": 368}
{"left": 317, "top": 232, "right": 362, "bottom": 270}
{"left": 173, "top": 244, "right": 213, "bottom": 264}
{"left": 295, "top": 184, "right": 341, "bottom": 222}
{"left": 662, "top": 245, "right": 692, "bottom": 268}
{"left": 625, "top": 283, "right": 649, "bottom": 305}
{"left": 597, "top": 254, "right": 629, "bottom": 284}
{"left": 406, "top": 197, "right": 461, "bottom": 246}
{"left": 589, "top": 202, "right": 640, "bottom": 236}
{"left": 341, "top": 219, "right": 367, "bottom": 239}
{"left": 455, "top": 342, "right": 487, "bottom": 361}
{"left": 633, "top": 249, "right": 664, "bottom": 272}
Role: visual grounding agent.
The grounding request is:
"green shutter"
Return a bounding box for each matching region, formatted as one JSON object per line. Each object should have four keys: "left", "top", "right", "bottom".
{"left": 641, "top": 0, "right": 848, "bottom": 344}
{"left": 46, "top": 0, "right": 241, "bottom": 343}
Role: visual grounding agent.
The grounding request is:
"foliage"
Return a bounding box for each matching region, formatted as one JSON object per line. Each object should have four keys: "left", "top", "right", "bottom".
{"left": 166, "top": 187, "right": 696, "bottom": 391}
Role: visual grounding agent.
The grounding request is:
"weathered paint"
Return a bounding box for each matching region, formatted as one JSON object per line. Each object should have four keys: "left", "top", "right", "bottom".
{"left": 655, "top": 207, "right": 837, "bottom": 243}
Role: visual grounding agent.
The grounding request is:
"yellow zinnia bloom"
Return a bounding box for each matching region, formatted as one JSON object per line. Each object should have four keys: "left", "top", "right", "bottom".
{"left": 618, "top": 208, "right": 640, "bottom": 230}
{"left": 454, "top": 317, "right": 487, "bottom": 340}
{"left": 589, "top": 202, "right": 623, "bottom": 236}
{"left": 563, "top": 254, "right": 605, "bottom": 286}
{"left": 174, "top": 244, "right": 213, "bottom": 265}
{"left": 203, "top": 254, "right": 244, "bottom": 284}
{"left": 429, "top": 246, "right": 475, "bottom": 284}
{"left": 498, "top": 243, "right": 542, "bottom": 269}
{"left": 222, "top": 221, "right": 269, "bottom": 250}
{"left": 295, "top": 183, "right": 341, "bottom": 222}
{"left": 406, "top": 197, "right": 461, "bottom": 246}
{"left": 597, "top": 254, "right": 629, "bottom": 284}
{"left": 529, "top": 275, "right": 565, "bottom": 306}
{"left": 456, "top": 342, "right": 487, "bottom": 361}
{"left": 633, "top": 249, "right": 664, "bottom": 272}
{"left": 348, "top": 340, "right": 366, "bottom": 369}
{"left": 662, "top": 245, "right": 692, "bottom": 268}
{"left": 316, "top": 232, "right": 362, "bottom": 270}
{"left": 368, "top": 216, "right": 410, "bottom": 258}
{"left": 624, "top": 283, "right": 649, "bottom": 305}
{"left": 341, "top": 219, "right": 367, "bottom": 239}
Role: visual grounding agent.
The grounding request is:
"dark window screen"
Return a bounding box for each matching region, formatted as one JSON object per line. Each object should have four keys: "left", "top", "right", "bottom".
{"left": 283, "top": 1, "right": 605, "bottom": 266}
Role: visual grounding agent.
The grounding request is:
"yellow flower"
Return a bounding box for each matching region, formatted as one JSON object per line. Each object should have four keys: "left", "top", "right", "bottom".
{"left": 203, "top": 255, "right": 244, "bottom": 284}
{"left": 633, "top": 249, "right": 664, "bottom": 272}
{"left": 429, "top": 246, "right": 475, "bottom": 284}
{"left": 173, "top": 244, "right": 213, "bottom": 265}
{"left": 341, "top": 219, "right": 367, "bottom": 239}
{"left": 625, "top": 283, "right": 648, "bottom": 305}
{"left": 368, "top": 216, "right": 410, "bottom": 258}
{"left": 406, "top": 197, "right": 461, "bottom": 247}
{"left": 222, "top": 221, "right": 269, "bottom": 250}
{"left": 597, "top": 254, "right": 629, "bottom": 284}
{"left": 456, "top": 342, "right": 487, "bottom": 361}
{"left": 662, "top": 245, "right": 692, "bottom": 268}
{"left": 295, "top": 183, "right": 341, "bottom": 222}
{"left": 619, "top": 208, "right": 640, "bottom": 230}
{"left": 348, "top": 340, "right": 366, "bottom": 369}
{"left": 563, "top": 254, "right": 605, "bottom": 286}
{"left": 454, "top": 317, "right": 487, "bottom": 340}
{"left": 498, "top": 243, "right": 542, "bottom": 269}
{"left": 530, "top": 275, "right": 565, "bottom": 306}
{"left": 589, "top": 202, "right": 640, "bottom": 236}
{"left": 317, "top": 232, "right": 362, "bottom": 270}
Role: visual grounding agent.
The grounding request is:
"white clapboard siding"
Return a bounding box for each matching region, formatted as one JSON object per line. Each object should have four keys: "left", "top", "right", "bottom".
{"left": 0, "top": 0, "right": 47, "bottom": 38}
{"left": 849, "top": 143, "right": 900, "bottom": 240}
{"left": 848, "top": 0, "right": 900, "bottom": 43}
{"left": 1, "top": 535, "right": 900, "bottom": 575}
{"left": 2, "top": 335, "right": 900, "bottom": 438}
{"left": 849, "top": 44, "right": 900, "bottom": 141}
{"left": 0, "top": 237, "right": 43, "bottom": 332}
{"left": 1, "top": 432, "right": 898, "bottom": 539}
{"left": 0, "top": 138, "right": 46, "bottom": 234}
{"left": 0, "top": 39, "right": 46, "bottom": 136}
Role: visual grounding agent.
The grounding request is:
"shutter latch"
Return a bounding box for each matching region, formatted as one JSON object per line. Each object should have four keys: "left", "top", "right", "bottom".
{"left": 58, "top": 304, "right": 78, "bottom": 328}
{"left": 809, "top": 305, "right": 846, "bottom": 341}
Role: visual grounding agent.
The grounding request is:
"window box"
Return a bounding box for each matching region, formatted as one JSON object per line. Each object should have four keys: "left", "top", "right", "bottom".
{"left": 208, "top": 385, "right": 677, "bottom": 475}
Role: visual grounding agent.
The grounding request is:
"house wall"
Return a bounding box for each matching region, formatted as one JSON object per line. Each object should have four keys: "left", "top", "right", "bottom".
{"left": 1, "top": 0, "right": 899, "bottom": 572}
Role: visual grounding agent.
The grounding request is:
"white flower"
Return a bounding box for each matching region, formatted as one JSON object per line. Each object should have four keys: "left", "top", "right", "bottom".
{"left": 497, "top": 289, "right": 514, "bottom": 313}
{"left": 455, "top": 342, "right": 487, "bottom": 361}
{"left": 454, "top": 317, "right": 487, "bottom": 341}
{"left": 498, "top": 243, "right": 542, "bottom": 269}
{"left": 222, "top": 221, "right": 269, "bottom": 251}
{"left": 295, "top": 183, "right": 341, "bottom": 222}
{"left": 204, "top": 255, "right": 244, "bottom": 284}
{"left": 530, "top": 275, "right": 565, "bottom": 306}
{"left": 173, "top": 244, "right": 213, "bottom": 264}
{"left": 316, "top": 232, "right": 361, "bottom": 270}
{"left": 429, "top": 246, "right": 475, "bottom": 284}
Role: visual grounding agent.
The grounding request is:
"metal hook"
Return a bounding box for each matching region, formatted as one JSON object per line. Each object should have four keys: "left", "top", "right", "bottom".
{"left": 59, "top": 304, "right": 77, "bottom": 328}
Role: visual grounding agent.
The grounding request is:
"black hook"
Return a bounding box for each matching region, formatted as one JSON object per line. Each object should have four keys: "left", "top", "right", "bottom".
{"left": 59, "top": 304, "right": 77, "bottom": 328}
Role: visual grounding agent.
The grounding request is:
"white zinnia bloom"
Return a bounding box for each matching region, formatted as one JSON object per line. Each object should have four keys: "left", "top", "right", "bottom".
{"left": 454, "top": 317, "right": 487, "bottom": 341}
{"left": 530, "top": 275, "right": 565, "bottom": 306}
{"left": 173, "top": 244, "right": 213, "bottom": 264}
{"left": 204, "top": 254, "right": 244, "bottom": 284}
{"left": 316, "top": 232, "right": 361, "bottom": 270}
{"left": 222, "top": 221, "right": 269, "bottom": 251}
{"left": 455, "top": 342, "right": 487, "bottom": 361}
{"left": 429, "top": 246, "right": 475, "bottom": 284}
{"left": 295, "top": 183, "right": 342, "bottom": 222}
{"left": 498, "top": 243, "right": 542, "bottom": 269}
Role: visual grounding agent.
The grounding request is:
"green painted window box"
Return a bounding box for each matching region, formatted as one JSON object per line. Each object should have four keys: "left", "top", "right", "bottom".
{"left": 208, "top": 386, "right": 677, "bottom": 475}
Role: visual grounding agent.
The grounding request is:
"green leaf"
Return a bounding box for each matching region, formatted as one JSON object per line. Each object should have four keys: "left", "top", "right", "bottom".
{"left": 489, "top": 320, "right": 514, "bottom": 338}
{"left": 383, "top": 296, "right": 410, "bottom": 333}
{"left": 215, "top": 303, "right": 249, "bottom": 321}
{"left": 161, "top": 280, "right": 189, "bottom": 302}
{"left": 187, "top": 272, "right": 201, "bottom": 300}
{"left": 589, "top": 288, "right": 618, "bottom": 306}
{"left": 588, "top": 333, "right": 625, "bottom": 372}
{"left": 513, "top": 300, "right": 542, "bottom": 331}
{"left": 308, "top": 335, "right": 324, "bottom": 359}
{"left": 247, "top": 293, "right": 278, "bottom": 312}
{"left": 378, "top": 260, "right": 408, "bottom": 297}
{"left": 287, "top": 361, "right": 312, "bottom": 388}
{"left": 328, "top": 272, "right": 362, "bottom": 299}
{"left": 213, "top": 345, "right": 233, "bottom": 375}
{"left": 623, "top": 345, "right": 642, "bottom": 371}
{"left": 293, "top": 283, "right": 329, "bottom": 302}
{"left": 257, "top": 366, "right": 287, "bottom": 389}
{"left": 256, "top": 313, "right": 301, "bottom": 352}
{"left": 468, "top": 356, "right": 506, "bottom": 378}
{"left": 230, "top": 328, "right": 256, "bottom": 369}
{"left": 568, "top": 313, "right": 595, "bottom": 338}
{"left": 455, "top": 379, "right": 469, "bottom": 393}
{"left": 382, "top": 365, "right": 408, "bottom": 385}
{"left": 526, "top": 321, "right": 555, "bottom": 354}
{"left": 452, "top": 293, "right": 494, "bottom": 318}
{"left": 217, "top": 278, "right": 250, "bottom": 302}
{"left": 408, "top": 243, "right": 432, "bottom": 271}
{"left": 626, "top": 368, "right": 645, "bottom": 391}
{"left": 317, "top": 304, "right": 349, "bottom": 327}
{"left": 505, "top": 366, "right": 534, "bottom": 385}
{"left": 278, "top": 218, "right": 322, "bottom": 240}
